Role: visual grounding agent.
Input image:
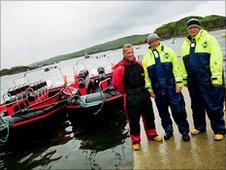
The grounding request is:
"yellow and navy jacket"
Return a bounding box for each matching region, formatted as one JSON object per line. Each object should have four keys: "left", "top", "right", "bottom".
{"left": 142, "top": 43, "right": 183, "bottom": 92}
{"left": 181, "top": 29, "right": 224, "bottom": 85}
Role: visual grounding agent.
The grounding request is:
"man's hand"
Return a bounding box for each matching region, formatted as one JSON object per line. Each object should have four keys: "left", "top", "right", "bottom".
{"left": 150, "top": 92, "right": 156, "bottom": 98}
{"left": 176, "top": 87, "right": 182, "bottom": 93}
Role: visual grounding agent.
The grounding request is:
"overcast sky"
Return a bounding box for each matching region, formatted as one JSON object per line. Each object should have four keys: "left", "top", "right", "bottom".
{"left": 1, "top": 1, "right": 225, "bottom": 69}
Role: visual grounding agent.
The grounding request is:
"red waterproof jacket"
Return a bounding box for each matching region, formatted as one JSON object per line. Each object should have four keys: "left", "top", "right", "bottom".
{"left": 112, "top": 58, "right": 142, "bottom": 94}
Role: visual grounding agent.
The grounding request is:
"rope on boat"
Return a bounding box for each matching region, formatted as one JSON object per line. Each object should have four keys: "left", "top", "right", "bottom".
{"left": 78, "top": 95, "right": 86, "bottom": 107}
{"left": 0, "top": 117, "right": 9, "bottom": 143}
{"left": 77, "top": 95, "right": 104, "bottom": 115}
{"left": 93, "top": 100, "right": 104, "bottom": 115}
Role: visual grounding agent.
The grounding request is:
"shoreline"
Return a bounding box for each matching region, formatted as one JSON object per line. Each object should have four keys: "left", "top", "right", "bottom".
{"left": 1, "top": 29, "right": 225, "bottom": 77}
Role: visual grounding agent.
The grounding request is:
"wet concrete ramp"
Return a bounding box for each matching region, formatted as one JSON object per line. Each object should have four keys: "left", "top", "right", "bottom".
{"left": 133, "top": 88, "right": 226, "bottom": 169}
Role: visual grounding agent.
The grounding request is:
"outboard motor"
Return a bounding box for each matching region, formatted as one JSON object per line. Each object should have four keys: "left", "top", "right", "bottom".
{"left": 97, "top": 66, "right": 106, "bottom": 81}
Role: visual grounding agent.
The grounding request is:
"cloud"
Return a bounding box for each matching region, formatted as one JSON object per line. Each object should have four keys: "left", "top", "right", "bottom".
{"left": 1, "top": 1, "right": 225, "bottom": 69}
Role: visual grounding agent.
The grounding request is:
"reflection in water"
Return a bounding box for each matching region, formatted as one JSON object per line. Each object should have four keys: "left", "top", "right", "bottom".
{"left": 71, "top": 110, "right": 131, "bottom": 169}
{"left": 75, "top": 112, "right": 128, "bottom": 151}
{"left": 84, "top": 150, "right": 101, "bottom": 170}
{"left": 18, "top": 149, "right": 62, "bottom": 170}
{"left": 0, "top": 110, "right": 132, "bottom": 169}
{"left": 0, "top": 115, "right": 71, "bottom": 169}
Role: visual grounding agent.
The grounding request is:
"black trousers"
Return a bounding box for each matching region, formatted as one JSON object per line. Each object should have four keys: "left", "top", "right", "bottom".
{"left": 126, "top": 90, "right": 156, "bottom": 136}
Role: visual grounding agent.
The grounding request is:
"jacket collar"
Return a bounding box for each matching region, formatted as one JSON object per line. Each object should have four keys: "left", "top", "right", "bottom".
{"left": 148, "top": 43, "right": 164, "bottom": 53}
{"left": 113, "top": 57, "right": 137, "bottom": 69}
{"left": 186, "top": 29, "right": 207, "bottom": 43}
{"left": 122, "top": 57, "right": 137, "bottom": 66}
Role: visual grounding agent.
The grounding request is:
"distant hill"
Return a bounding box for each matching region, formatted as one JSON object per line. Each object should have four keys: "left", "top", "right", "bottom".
{"left": 1, "top": 15, "right": 225, "bottom": 76}
{"left": 0, "top": 66, "right": 37, "bottom": 77}
{"left": 30, "top": 34, "right": 148, "bottom": 66}
{"left": 30, "top": 15, "right": 225, "bottom": 67}
{"left": 155, "top": 15, "right": 226, "bottom": 39}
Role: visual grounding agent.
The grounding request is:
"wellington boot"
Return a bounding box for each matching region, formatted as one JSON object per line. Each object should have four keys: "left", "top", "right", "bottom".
{"left": 191, "top": 128, "right": 206, "bottom": 135}
{"left": 153, "top": 135, "right": 163, "bottom": 142}
{"left": 214, "top": 134, "right": 224, "bottom": 141}
{"left": 164, "top": 132, "right": 173, "bottom": 140}
{"left": 132, "top": 143, "right": 140, "bottom": 151}
{"left": 182, "top": 134, "right": 190, "bottom": 142}
{"left": 191, "top": 128, "right": 201, "bottom": 135}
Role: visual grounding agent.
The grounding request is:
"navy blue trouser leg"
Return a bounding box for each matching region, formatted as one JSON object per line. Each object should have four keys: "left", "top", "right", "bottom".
{"left": 155, "top": 92, "right": 173, "bottom": 134}
{"left": 187, "top": 79, "right": 206, "bottom": 132}
{"left": 201, "top": 85, "right": 226, "bottom": 134}
{"left": 168, "top": 89, "right": 190, "bottom": 136}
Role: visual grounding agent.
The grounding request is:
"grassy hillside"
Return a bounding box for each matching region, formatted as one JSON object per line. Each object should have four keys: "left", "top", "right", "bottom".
{"left": 155, "top": 15, "right": 226, "bottom": 39}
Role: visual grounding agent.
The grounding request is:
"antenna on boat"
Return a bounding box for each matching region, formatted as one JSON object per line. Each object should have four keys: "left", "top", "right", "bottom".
{"left": 28, "top": 38, "right": 37, "bottom": 69}
{"left": 78, "top": 17, "right": 89, "bottom": 58}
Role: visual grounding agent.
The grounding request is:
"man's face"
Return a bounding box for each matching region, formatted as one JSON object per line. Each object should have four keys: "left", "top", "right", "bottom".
{"left": 187, "top": 26, "right": 200, "bottom": 38}
{"left": 123, "top": 47, "right": 135, "bottom": 61}
{"left": 149, "top": 39, "right": 160, "bottom": 49}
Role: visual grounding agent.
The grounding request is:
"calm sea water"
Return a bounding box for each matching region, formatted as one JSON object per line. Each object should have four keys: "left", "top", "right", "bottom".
{"left": 0, "top": 29, "right": 225, "bottom": 169}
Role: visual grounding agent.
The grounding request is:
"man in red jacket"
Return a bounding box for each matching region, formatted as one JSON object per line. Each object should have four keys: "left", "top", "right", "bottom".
{"left": 112, "top": 44, "right": 162, "bottom": 151}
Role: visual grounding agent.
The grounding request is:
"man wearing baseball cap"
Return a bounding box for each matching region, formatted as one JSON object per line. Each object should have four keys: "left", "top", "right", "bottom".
{"left": 181, "top": 18, "right": 226, "bottom": 141}
{"left": 142, "top": 33, "right": 190, "bottom": 142}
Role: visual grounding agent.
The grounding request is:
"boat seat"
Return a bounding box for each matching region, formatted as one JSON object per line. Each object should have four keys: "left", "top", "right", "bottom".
{"left": 27, "top": 91, "right": 39, "bottom": 102}
{"left": 37, "top": 80, "right": 47, "bottom": 89}
{"left": 19, "top": 84, "right": 30, "bottom": 92}
{"left": 8, "top": 88, "right": 20, "bottom": 96}
{"left": 30, "top": 80, "right": 47, "bottom": 91}
{"left": 78, "top": 69, "right": 89, "bottom": 79}
{"left": 77, "top": 69, "right": 91, "bottom": 95}
{"left": 7, "top": 90, "right": 16, "bottom": 96}
{"left": 78, "top": 69, "right": 90, "bottom": 88}
{"left": 7, "top": 83, "right": 30, "bottom": 97}
{"left": 30, "top": 82, "right": 39, "bottom": 91}
{"left": 78, "top": 78, "right": 86, "bottom": 88}
{"left": 41, "top": 81, "right": 47, "bottom": 88}
{"left": 97, "top": 66, "right": 106, "bottom": 81}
